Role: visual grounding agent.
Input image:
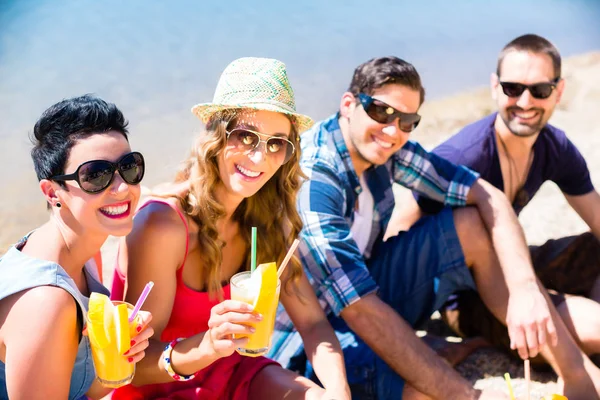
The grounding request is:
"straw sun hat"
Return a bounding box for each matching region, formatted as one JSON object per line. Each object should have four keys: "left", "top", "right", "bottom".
{"left": 191, "top": 57, "right": 314, "bottom": 132}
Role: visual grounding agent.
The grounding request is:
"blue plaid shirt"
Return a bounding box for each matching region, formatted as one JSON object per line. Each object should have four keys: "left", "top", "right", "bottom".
{"left": 269, "top": 113, "right": 479, "bottom": 367}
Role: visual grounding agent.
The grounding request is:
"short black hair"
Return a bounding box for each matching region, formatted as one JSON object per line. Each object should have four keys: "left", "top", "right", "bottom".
{"left": 497, "top": 34, "right": 561, "bottom": 79}
{"left": 30, "top": 94, "right": 129, "bottom": 183}
{"left": 347, "top": 56, "right": 426, "bottom": 105}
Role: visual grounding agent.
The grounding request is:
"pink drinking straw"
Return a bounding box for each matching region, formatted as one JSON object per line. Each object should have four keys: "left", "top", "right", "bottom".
{"left": 277, "top": 239, "right": 300, "bottom": 279}
{"left": 129, "top": 281, "right": 155, "bottom": 323}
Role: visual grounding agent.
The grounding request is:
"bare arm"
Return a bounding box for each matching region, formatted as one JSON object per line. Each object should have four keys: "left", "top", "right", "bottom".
{"left": 565, "top": 190, "right": 600, "bottom": 239}
{"left": 466, "top": 179, "right": 536, "bottom": 288}
{"left": 123, "top": 202, "right": 220, "bottom": 385}
{"left": 4, "top": 286, "right": 79, "bottom": 399}
{"left": 280, "top": 266, "right": 350, "bottom": 398}
{"left": 466, "top": 179, "right": 557, "bottom": 358}
{"left": 341, "top": 293, "right": 479, "bottom": 399}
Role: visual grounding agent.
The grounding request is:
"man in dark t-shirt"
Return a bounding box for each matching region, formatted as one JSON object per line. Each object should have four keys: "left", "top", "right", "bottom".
{"left": 422, "top": 112, "right": 593, "bottom": 215}
{"left": 413, "top": 34, "right": 600, "bottom": 365}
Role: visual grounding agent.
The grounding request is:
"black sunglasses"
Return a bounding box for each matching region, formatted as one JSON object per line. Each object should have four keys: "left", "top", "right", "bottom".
{"left": 498, "top": 78, "right": 560, "bottom": 100}
{"left": 226, "top": 128, "right": 296, "bottom": 165}
{"left": 51, "top": 152, "right": 145, "bottom": 194}
{"left": 358, "top": 93, "right": 421, "bottom": 133}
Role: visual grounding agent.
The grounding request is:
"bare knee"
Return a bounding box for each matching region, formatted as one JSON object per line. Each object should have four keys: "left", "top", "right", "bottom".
{"left": 452, "top": 206, "right": 492, "bottom": 265}
{"left": 558, "top": 296, "right": 600, "bottom": 354}
{"left": 249, "top": 365, "right": 323, "bottom": 400}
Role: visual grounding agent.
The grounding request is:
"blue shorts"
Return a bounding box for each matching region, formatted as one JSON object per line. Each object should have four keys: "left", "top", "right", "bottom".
{"left": 368, "top": 207, "right": 476, "bottom": 329}
{"left": 295, "top": 207, "right": 476, "bottom": 399}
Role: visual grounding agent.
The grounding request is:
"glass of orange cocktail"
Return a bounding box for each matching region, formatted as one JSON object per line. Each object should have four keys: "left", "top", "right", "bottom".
{"left": 230, "top": 262, "right": 280, "bottom": 357}
{"left": 86, "top": 294, "right": 141, "bottom": 388}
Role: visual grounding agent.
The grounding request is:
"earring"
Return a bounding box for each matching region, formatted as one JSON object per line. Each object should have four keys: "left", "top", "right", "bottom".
{"left": 55, "top": 202, "right": 62, "bottom": 208}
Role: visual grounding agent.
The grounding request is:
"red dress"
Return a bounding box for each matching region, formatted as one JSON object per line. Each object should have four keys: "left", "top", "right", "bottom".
{"left": 110, "top": 199, "right": 276, "bottom": 400}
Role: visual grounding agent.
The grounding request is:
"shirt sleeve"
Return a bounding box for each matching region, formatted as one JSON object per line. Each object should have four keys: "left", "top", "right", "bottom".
{"left": 297, "top": 157, "right": 378, "bottom": 316}
{"left": 552, "top": 137, "right": 594, "bottom": 196}
{"left": 393, "top": 140, "right": 479, "bottom": 207}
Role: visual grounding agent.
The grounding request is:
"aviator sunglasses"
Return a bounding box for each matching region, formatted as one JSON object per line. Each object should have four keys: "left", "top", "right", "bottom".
{"left": 358, "top": 93, "right": 421, "bottom": 133}
{"left": 226, "top": 128, "right": 296, "bottom": 165}
{"left": 51, "top": 151, "right": 145, "bottom": 194}
{"left": 498, "top": 77, "right": 560, "bottom": 100}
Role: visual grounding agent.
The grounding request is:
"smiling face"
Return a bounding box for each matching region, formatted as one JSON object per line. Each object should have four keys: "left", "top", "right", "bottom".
{"left": 217, "top": 109, "right": 292, "bottom": 201}
{"left": 48, "top": 131, "right": 141, "bottom": 237}
{"left": 341, "top": 83, "right": 421, "bottom": 175}
{"left": 492, "top": 50, "right": 564, "bottom": 137}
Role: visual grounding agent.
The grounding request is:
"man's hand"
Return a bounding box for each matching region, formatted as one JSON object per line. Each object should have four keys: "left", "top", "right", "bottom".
{"left": 467, "top": 179, "right": 559, "bottom": 358}
{"left": 506, "top": 283, "right": 558, "bottom": 359}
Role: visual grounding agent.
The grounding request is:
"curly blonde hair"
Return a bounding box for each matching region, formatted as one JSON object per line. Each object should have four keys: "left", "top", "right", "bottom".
{"left": 173, "top": 109, "right": 305, "bottom": 299}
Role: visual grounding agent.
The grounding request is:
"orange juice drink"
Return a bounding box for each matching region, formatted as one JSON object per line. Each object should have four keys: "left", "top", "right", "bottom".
{"left": 230, "top": 262, "right": 280, "bottom": 357}
{"left": 86, "top": 293, "right": 140, "bottom": 388}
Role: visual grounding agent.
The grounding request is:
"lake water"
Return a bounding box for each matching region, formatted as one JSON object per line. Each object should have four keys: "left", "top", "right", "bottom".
{"left": 1, "top": 0, "right": 599, "bottom": 247}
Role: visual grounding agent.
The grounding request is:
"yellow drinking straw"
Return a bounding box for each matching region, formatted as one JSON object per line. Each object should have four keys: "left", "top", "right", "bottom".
{"left": 504, "top": 372, "right": 516, "bottom": 400}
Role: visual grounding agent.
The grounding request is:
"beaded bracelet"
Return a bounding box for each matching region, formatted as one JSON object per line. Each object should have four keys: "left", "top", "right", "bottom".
{"left": 162, "top": 337, "right": 197, "bottom": 381}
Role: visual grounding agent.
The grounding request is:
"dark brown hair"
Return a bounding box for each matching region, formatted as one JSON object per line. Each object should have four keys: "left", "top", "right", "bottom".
{"left": 347, "top": 56, "right": 426, "bottom": 105}
{"left": 497, "top": 34, "right": 561, "bottom": 79}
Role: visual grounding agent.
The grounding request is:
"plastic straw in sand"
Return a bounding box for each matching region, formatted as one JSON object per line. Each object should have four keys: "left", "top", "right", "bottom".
{"left": 504, "top": 372, "right": 516, "bottom": 400}
{"left": 524, "top": 359, "right": 531, "bottom": 400}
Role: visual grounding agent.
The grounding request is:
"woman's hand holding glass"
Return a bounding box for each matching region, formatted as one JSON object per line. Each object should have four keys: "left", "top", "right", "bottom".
{"left": 204, "top": 300, "right": 262, "bottom": 358}
{"left": 124, "top": 310, "right": 154, "bottom": 364}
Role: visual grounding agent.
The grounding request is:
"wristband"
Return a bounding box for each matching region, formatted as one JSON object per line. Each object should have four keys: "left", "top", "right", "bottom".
{"left": 162, "top": 337, "right": 196, "bottom": 381}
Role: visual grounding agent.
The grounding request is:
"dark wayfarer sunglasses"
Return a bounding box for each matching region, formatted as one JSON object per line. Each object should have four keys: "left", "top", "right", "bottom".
{"left": 226, "top": 128, "right": 296, "bottom": 165}
{"left": 358, "top": 93, "right": 421, "bottom": 133}
{"left": 498, "top": 78, "right": 560, "bottom": 100}
{"left": 51, "top": 151, "right": 145, "bottom": 194}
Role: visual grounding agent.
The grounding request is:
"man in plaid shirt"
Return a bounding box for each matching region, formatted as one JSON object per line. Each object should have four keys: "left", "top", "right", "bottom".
{"left": 269, "top": 56, "right": 600, "bottom": 399}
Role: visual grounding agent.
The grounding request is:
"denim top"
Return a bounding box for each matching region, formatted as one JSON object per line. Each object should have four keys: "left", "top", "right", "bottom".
{"left": 0, "top": 234, "right": 109, "bottom": 399}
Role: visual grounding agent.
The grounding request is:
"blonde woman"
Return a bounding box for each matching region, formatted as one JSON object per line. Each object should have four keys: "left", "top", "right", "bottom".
{"left": 111, "top": 58, "right": 350, "bottom": 400}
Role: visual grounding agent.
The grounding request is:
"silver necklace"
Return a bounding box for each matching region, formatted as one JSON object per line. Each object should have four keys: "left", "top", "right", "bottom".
{"left": 497, "top": 133, "right": 534, "bottom": 207}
